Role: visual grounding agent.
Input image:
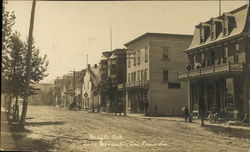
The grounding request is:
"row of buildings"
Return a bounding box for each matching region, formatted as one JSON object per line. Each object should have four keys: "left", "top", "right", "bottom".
{"left": 52, "top": 4, "right": 249, "bottom": 118}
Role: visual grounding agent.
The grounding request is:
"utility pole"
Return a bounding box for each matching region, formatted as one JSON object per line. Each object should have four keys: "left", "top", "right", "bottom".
{"left": 20, "top": 0, "right": 36, "bottom": 130}
{"left": 73, "top": 69, "right": 76, "bottom": 107}
{"left": 219, "top": 0, "right": 221, "bottom": 16}
{"left": 110, "top": 25, "right": 112, "bottom": 52}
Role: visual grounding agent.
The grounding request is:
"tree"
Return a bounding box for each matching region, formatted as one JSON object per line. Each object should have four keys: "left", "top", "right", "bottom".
{"left": 2, "top": 0, "right": 16, "bottom": 76}
{"left": 2, "top": 0, "right": 16, "bottom": 111}
{"left": 5, "top": 32, "right": 49, "bottom": 122}
{"left": 7, "top": 32, "right": 26, "bottom": 120}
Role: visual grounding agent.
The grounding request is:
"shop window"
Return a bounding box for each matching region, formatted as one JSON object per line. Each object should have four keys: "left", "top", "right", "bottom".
{"left": 144, "top": 69, "right": 148, "bottom": 81}
{"left": 168, "top": 82, "right": 181, "bottom": 89}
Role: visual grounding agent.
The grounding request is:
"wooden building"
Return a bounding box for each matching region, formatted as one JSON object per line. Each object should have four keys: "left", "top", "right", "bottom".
{"left": 82, "top": 64, "right": 100, "bottom": 109}
{"left": 177, "top": 4, "right": 250, "bottom": 119}
{"left": 124, "top": 33, "right": 193, "bottom": 115}
{"left": 99, "top": 49, "right": 127, "bottom": 112}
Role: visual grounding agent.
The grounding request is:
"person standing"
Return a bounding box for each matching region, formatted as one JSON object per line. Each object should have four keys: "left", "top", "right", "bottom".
{"left": 183, "top": 104, "right": 189, "bottom": 122}
{"left": 199, "top": 97, "right": 205, "bottom": 127}
{"left": 144, "top": 100, "right": 149, "bottom": 116}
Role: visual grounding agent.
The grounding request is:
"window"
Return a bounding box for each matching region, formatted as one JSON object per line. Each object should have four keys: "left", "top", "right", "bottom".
{"left": 235, "top": 43, "right": 239, "bottom": 54}
{"left": 223, "top": 47, "right": 228, "bottom": 63}
{"left": 163, "top": 47, "right": 169, "bottom": 59}
{"left": 234, "top": 43, "right": 239, "bottom": 63}
{"left": 200, "top": 25, "right": 210, "bottom": 43}
{"left": 211, "top": 22, "right": 216, "bottom": 40}
{"left": 224, "top": 17, "right": 229, "bottom": 36}
{"left": 144, "top": 69, "right": 148, "bottom": 81}
{"left": 163, "top": 70, "right": 168, "bottom": 82}
{"left": 133, "top": 52, "right": 137, "bottom": 66}
{"left": 128, "top": 59, "right": 131, "bottom": 68}
{"left": 137, "top": 50, "right": 140, "bottom": 65}
{"left": 145, "top": 47, "right": 148, "bottom": 62}
{"left": 128, "top": 73, "right": 130, "bottom": 82}
{"left": 141, "top": 69, "right": 144, "bottom": 81}
{"left": 168, "top": 82, "right": 181, "bottom": 89}
{"left": 137, "top": 71, "right": 140, "bottom": 81}
{"left": 200, "top": 27, "right": 205, "bottom": 43}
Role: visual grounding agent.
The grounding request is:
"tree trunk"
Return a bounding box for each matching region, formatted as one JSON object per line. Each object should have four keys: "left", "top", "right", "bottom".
{"left": 20, "top": 96, "right": 28, "bottom": 130}
{"left": 13, "top": 95, "right": 18, "bottom": 121}
{"left": 19, "top": 0, "right": 36, "bottom": 131}
{"left": 7, "top": 93, "right": 12, "bottom": 113}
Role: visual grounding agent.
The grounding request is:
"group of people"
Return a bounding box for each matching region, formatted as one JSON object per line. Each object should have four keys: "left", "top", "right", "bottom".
{"left": 183, "top": 101, "right": 249, "bottom": 126}
{"left": 182, "top": 97, "right": 206, "bottom": 127}
{"left": 186, "top": 60, "right": 207, "bottom": 71}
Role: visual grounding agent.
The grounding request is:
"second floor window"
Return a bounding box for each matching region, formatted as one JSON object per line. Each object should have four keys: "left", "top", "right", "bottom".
{"left": 128, "top": 59, "right": 131, "bottom": 68}
{"left": 211, "top": 22, "right": 216, "bottom": 40}
{"left": 145, "top": 47, "right": 148, "bottom": 62}
{"left": 223, "top": 47, "right": 228, "bottom": 63}
{"left": 137, "top": 50, "right": 140, "bottom": 65}
{"left": 163, "top": 70, "right": 168, "bottom": 82}
{"left": 163, "top": 47, "right": 169, "bottom": 59}
{"left": 234, "top": 43, "right": 239, "bottom": 63}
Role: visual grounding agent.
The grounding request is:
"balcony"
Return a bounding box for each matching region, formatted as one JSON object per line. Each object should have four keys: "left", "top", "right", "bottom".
{"left": 177, "top": 62, "right": 244, "bottom": 80}
{"left": 125, "top": 81, "right": 149, "bottom": 89}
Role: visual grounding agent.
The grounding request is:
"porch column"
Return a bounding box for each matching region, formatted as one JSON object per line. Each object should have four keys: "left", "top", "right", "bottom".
{"left": 125, "top": 90, "right": 128, "bottom": 116}
{"left": 188, "top": 81, "right": 193, "bottom": 122}
{"left": 213, "top": 80, "right": 217, "bottom": 112}
{"left": 204, "top": 82, "right": 208, "bottom": 111}
{"left": 243, "top": 74, "right": 250, "bottom": 115}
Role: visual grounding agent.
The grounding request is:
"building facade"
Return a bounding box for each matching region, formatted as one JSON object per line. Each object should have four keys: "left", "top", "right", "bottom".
{"left": 82, "top": 64, "right": 100, "bottom": 109}
{"left": 99, "top": 49, "right": 127, "bottom": 112}
{"left": 177, "top": 4, "right": 250, "bottom": 119}
{"left": 124, "top": 33, "right": 193, "bottom": 115}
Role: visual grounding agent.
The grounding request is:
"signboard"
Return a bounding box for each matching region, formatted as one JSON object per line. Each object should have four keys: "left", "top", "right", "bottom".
{"left": 84, "top": 92, "right": 88, "bottom": 97}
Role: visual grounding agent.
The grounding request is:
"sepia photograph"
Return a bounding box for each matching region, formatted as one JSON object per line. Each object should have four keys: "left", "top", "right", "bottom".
{"left": 1, "top": 0, "right": 250, "bottom": 151}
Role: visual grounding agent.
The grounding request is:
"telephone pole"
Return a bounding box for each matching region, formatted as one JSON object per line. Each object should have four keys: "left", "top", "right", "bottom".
{"left": 219, "top": 0, "right": 221, "bottom": 16}
{"left": 20, "top": 0, "right": 36, "bottom": 130}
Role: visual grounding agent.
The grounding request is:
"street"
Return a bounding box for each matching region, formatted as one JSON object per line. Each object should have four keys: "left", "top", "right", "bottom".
{"left": 12, "top": 106, "right": 250, "bottom": 152}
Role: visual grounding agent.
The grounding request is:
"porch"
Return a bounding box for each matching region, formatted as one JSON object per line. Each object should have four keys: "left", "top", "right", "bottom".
{"left": 177, "top": 62, "right": 244, "bottom": 80}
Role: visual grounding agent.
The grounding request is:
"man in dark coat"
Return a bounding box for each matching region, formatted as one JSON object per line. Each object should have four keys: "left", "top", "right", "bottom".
{"left": 184, "top": 104, "right": 189, "bottom": 122}
{"left": 199, "top": 97, "right": 205, "bottom": 127}
{"left": 144, "top": 100, "right": 149, "bottom": 116}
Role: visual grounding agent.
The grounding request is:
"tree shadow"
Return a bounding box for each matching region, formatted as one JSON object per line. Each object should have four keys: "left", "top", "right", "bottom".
{"left": 204, "top": 124, "right": 250, "bottom": 139}
{"left": 26, "top": 121, "right": 65, "bottom": 126}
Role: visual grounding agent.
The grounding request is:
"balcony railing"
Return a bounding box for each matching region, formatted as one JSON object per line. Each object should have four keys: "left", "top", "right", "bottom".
{"left": 125, "top": 81, "right": 149, "bottom": 89}
{"left": 177, "top": 62, "right": 244, "bottom": 80}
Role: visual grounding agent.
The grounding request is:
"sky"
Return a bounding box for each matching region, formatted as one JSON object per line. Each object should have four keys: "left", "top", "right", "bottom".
{"left": 5, "top": 0, "right": 249, "bottom": 83}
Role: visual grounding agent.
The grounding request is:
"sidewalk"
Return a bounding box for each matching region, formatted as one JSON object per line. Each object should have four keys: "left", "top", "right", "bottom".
{"left": 0, "top": 106, "right": 17, "bottom": 151}
{"left": 127, "top": 113, "right": 250, "bottom": 130}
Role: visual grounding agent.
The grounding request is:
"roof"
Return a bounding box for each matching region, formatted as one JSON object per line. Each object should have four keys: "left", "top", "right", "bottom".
{"left": 186, "top": 4, "right": 249, "bottom": 52}
{"left": 124, "top": 32, "right": 193, "bottom": 46}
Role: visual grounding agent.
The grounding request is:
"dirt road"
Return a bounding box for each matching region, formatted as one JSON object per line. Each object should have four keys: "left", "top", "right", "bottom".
{"left": 14, "top": 106, "right": 250, "bottom": 152}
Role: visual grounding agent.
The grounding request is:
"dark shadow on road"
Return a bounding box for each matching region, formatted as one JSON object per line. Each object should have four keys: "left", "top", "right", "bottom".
{"left": 26, "top": 121, "right": 65, "bottom": 126}
{"left": 204, "top": 124, "right": 250, "bottom": 139}
{"left": 9, "top": 122, "right": 55, "bottom": 151}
